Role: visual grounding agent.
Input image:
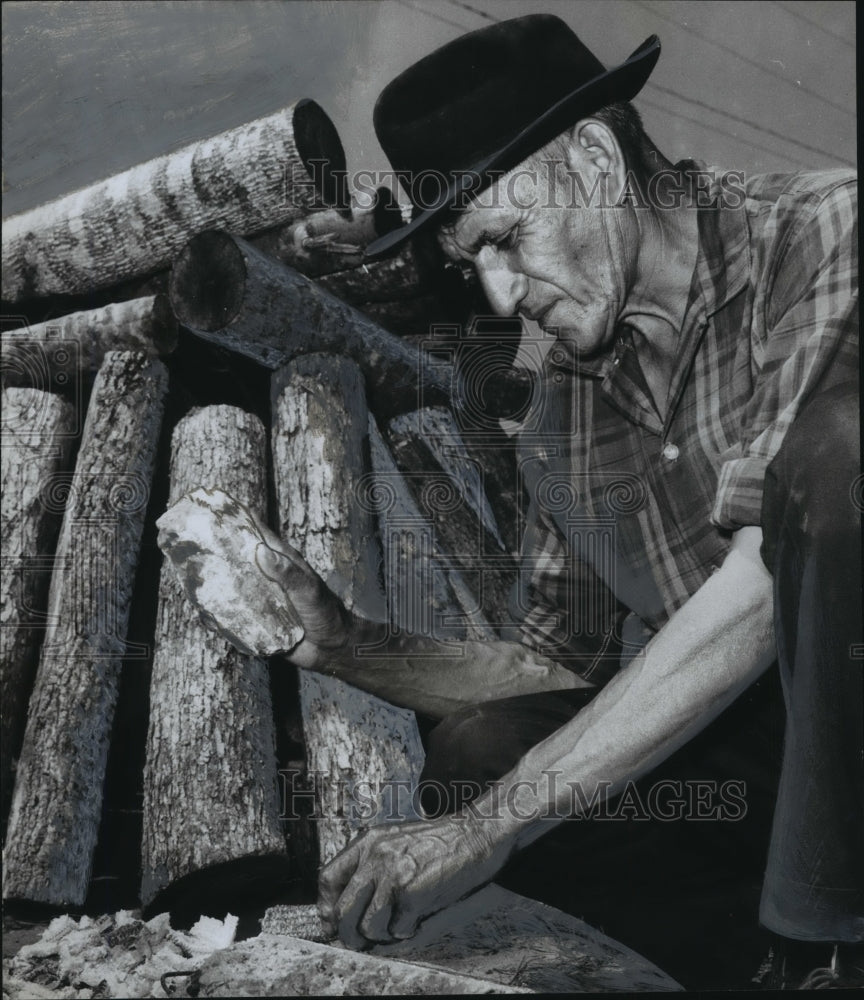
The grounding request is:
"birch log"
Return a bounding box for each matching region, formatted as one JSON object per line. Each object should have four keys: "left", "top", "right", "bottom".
{"left": 271, "top": 355, "right": 425, "bottom": 864}
{"left": 170, "top": 232, "right": 532, "bottom": 420}
{"left": 2, "top": 296, "right": 177, "bottom": 387}
{"left": 0, "top": 389, "right": 76, "bottom": 830}
{"left": 2, "top": 100, "right": 347, "bottom": 302}
{"left": 3, "top": 352, "right": 167, "bottom": 907}
{"left": 141, "top": 406, "right": 287, "bottom": 912}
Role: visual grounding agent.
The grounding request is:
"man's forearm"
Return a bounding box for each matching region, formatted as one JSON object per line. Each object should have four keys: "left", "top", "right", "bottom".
{"left": 470, "top": 526, "right": 776, "bottom": 851}
{"left": 304, "top": 616, "right": 592, "bottom": 720}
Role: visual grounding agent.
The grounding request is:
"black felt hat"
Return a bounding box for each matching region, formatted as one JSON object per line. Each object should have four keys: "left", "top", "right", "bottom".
{"left": 366, "top": 15, "right": 660, "bottom": 258}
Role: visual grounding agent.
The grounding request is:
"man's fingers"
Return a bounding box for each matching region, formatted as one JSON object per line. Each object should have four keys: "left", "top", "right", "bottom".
{"left": 335, "top": 872, "right": 376, "bottom": 951}
{"left": 388, "top": 897, "right": 422, "bottom": 942}
{"left": 317, "top": 843, "right": 361, "bottom": 935}
{"left": 358, "top": 881, "right": 396, "bottom": 943}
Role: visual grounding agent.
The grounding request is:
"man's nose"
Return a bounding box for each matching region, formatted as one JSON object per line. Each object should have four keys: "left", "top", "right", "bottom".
{"left": 475, "top": 249, "right": 527, "bottom": 316}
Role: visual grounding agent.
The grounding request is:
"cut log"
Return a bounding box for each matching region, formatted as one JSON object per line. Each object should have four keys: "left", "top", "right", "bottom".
{"left": 1, "top": 295, "right": 177, "bottom": 387}
{"left": 141, "top": 406, "right": 288, "bottom": 913}
{"left": 170, "top": 231, "right": 532, "bottom": 420}
{"left": 2, "top": 352, "right": 167, "bottom": 908}
{"left": 2, "top": 100, "right": 347, "bottom": 302}
{"left": 0, "top": 389, "right": 76, "bottom": 830}
{"left": 384, "top": 408, "right": 517, "bottom": 628}
{"left": 271, "top": 356, "right": 425, "bottom": 864}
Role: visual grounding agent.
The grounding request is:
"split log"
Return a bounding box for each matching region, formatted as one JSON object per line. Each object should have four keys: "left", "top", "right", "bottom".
{"left": 0, "top": 389, "right": 76, "bottom": 830}
{"left": 1, "top": 296, "right": 177, "bottom": 388}
{"left": 2, "top": 100, "right": 347, "bottom": 302}
{"left": 2, "top": 352, "right": 167, "bottom": 908}
{"left": 141, "top": 407, "right": 289, "bottom": 913}
{"left": 170, "top": 231, "right": 531, "bottom": 420}
{"left": 385, "top": 408, "right": 517, "bottom": 628}
{"left": 271, "top": 355, "right": 425, "bottom": 864}
{"left": 197, "top": 933, "right": 530, "bottom": 996}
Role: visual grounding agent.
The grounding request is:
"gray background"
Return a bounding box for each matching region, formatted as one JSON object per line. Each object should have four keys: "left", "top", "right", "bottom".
{"left": 2, "top": 0, "right": 856, "bottom": 220}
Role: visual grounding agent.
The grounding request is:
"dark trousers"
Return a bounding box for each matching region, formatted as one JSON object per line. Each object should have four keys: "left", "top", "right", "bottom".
{"left": 758, "top": 380, "right": 863, "bottom": 942}
{"left": 418, "top": 381, "right": 862, "bottom": 986}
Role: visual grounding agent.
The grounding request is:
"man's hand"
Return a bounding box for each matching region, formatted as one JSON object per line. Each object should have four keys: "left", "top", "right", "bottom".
{"left": 317, "top": 816, "right": 514, "bottom": 949}
{"left": 254, "top": 532, "right": 353, "bottom": 670}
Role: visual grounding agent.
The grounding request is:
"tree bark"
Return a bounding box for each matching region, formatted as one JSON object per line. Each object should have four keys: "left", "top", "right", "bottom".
{"left": 140, "top": 406, "right": 288, "bottom": 912}
{"left": 2, "top": 352, "right": 167, "bottom": 907}
{"left": 169, "top": 232, "right": 532, "bottom": 420}
{"left": 0, "top": 389, "right": 77, "bottom": 831}
{"left": 2, "top": 100, "right": 347, "bottom": 302}
{"left": 2, "top": 296, "right": 177, "bottom": 387}
{"left": 367, "top": 417, "right": 494, "bottom": 643}
{"left": 271, "top": 355, "right": 425, "bottom": 864}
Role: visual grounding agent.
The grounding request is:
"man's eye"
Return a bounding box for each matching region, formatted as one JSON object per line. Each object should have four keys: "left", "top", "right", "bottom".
{"left": 493, "top": 227, "right": 519, "bottom": 251}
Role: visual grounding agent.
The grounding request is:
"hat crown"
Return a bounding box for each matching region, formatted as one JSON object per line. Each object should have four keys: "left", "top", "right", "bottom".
{"left": 367, "top": 15, "right": 660, "bottom": 257}
{"left": 375, "top": 15, "right": 607, "bottom": 194}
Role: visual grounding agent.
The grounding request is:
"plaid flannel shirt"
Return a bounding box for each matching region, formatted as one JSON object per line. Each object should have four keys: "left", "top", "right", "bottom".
{"left": 507, "top": 163, "right": 858, "bottom": 686}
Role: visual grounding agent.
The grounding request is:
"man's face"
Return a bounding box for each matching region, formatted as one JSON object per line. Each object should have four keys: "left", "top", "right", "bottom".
{"left": 438, "top": 155, "right": 639, "bottom": 359}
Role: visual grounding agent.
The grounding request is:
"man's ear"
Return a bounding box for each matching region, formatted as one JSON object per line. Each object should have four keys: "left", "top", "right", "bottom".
{"left": 565, "top": 120, "right": 627, "bottom": 193}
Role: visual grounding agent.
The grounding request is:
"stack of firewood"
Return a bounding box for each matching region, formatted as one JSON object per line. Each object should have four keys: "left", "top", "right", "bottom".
{"left": 1, "top": 98, "right": 524, "bottom": 921}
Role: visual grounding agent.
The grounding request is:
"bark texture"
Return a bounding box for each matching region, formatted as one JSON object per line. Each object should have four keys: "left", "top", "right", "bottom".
{"left": 170, "top": 232, "right": 533, "bottom": 422}
{"left": 368, "top": 417, "right": 494, "bottom": 642}
{"left": 141, "top": 406, "right": 287, "bottom": 910}
{"left": 2, "top": 100, "right": 346, "bottom": 302}
{"left": 2, "top": 296, "right": 177, "bottom": 387}
{"left": 0, "top": 389, "right": 77, "bottom": 829}
{"left": 271, "top": 356, "right": 425, "bottom": 864}
{"left": 3, "top": 352, "right": 168, "bottom": 907}
{"left": 385, "top": 408, "right": 517, "bottom": 629}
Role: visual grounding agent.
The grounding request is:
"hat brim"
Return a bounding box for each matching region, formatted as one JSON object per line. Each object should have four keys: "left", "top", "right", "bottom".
{"left": 365, "top": 34, "right": 660, "bottom": 260}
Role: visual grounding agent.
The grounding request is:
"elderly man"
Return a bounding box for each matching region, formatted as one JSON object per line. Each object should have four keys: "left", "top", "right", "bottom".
{"left": 261, "top": 14, "right": 861, "bottom": 988}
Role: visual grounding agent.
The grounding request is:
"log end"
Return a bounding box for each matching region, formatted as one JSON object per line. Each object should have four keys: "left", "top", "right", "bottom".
{"left": 292, "top": 99, "right": 349, "bottom": 213}
{"left": 169, "top": 232, "right": 246, "bottom": 333}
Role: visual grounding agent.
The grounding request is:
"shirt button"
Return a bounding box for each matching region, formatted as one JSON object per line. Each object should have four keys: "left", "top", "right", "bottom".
{"left": 663, "top": 442, "right": 680, "bottom": 461}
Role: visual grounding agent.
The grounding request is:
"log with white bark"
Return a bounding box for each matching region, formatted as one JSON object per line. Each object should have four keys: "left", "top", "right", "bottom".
{"left": 169, "top": 231, "right": 532, "bottom": 419}
{"left": 141, "top": 406, "right": 289, "bottom": 912}
{"left": 271, "top": 355, "right": 426, "bottom": 864}
{"left": 1, "top": 296, "right": 177, "bottom": 387}
{"left": 2, "top": 100, "right": 347, "bottom": 302}
{"left": 0, "top": 389, "right": 77, "bottom": 830}
{"left": 2, "top": 352, "right": 168, "bottom": 907}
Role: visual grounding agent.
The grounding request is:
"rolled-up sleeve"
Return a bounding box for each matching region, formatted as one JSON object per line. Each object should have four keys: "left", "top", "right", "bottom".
{"left": 712, "top": 177, "right": 858, "bottom": 530}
